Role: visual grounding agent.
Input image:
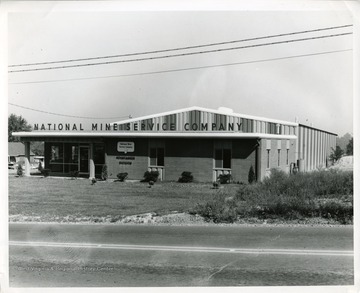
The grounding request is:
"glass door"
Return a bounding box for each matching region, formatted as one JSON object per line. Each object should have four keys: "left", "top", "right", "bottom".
{"left": 79, "top": 146, "right": 89, "bottom": 173}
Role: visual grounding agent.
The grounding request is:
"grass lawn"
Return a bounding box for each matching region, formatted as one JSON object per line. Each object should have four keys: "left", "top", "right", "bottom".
{"left": 8, "top": 176, "right": 239, "bottom": 219}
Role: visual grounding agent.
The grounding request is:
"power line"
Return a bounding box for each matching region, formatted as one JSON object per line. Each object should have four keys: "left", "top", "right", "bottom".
{"left": 8, "top": 24, "right": 353, "bottom": 68}
{"left": 8, "top": 48, "right": 352, "bottom": 84}
{"left": 8, "top": 102, "right": 132, "bottom": 120}
{"left": 8, "top": 32, "right": 352, "bottom": 73}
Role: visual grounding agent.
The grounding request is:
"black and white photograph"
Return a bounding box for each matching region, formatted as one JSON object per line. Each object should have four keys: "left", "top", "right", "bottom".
{"left": 1, "top": 0, "right": 359, "bottom": 291}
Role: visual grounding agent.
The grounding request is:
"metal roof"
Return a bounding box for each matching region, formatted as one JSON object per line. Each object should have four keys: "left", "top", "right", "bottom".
{"left": 111, "top": 106, "right": 298, "bottom": 126}
{"left": 12, "top": 131, "right": 297, "bottom": 140}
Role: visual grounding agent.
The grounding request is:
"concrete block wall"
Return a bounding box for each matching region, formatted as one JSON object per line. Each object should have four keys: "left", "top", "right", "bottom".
{"left": 259, "top": 138, "right": 297, "bottom": 179}
{"left": 105, "top": 138, "right": 149, "bottom": 180}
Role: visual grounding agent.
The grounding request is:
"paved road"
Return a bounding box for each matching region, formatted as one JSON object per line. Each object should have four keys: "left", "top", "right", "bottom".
{"left": 9, "top": 223, "right": 354, "bottom": 287}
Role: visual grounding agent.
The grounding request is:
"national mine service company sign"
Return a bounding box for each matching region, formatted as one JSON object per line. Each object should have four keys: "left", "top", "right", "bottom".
{"left": 117, "top": 142, "right": 135, "bottom": 153}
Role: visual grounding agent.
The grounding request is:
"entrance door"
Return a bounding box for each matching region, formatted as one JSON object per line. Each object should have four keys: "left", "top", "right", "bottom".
{"left": 79, "top": 146, "right": 89, "bottom": 173}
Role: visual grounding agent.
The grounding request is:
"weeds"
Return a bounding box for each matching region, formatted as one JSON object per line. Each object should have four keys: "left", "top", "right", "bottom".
{"left": 190, "top": 191, "right": 238, "bottom": 223}
{"left": 192, "top": 169, "right": 353, "bottom": 224}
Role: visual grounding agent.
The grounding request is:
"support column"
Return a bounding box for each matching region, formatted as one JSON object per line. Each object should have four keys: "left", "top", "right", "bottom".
{"left": 24, "top": 141, "right": 31, "bottom": 176}
{"left": 89, "top": 143, "right": 95, "bottom": 179}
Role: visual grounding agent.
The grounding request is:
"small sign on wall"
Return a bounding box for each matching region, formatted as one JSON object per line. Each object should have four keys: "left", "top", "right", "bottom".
{"left": 117, "top": 142, "right": 135, "bottom": 153}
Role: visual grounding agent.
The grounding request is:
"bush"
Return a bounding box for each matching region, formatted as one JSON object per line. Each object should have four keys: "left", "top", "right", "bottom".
{"left": 190, "top": 192, "right": 238, "bottom": 223}
{"left": 213, "top": 181, "right": 220, "bottom": 189}
{"left": 203, "top": 169, "right": 354, "bottom": 224}
{"left": 116, "top": 172, "right": 128, "bottom": 182}
{"left": 101, "top": 164, "right": 108, "bottom": 181}
{"left": 41, "top": 169, "right": 50, "bottom": 177}
{"left": 178, "top": 171, "right": 193, "bottom": 183}
{"left": 218, "top": 173, "right": 232, "bottom": 184}
{"left": 319, "top": 200, "right": 353, "bottom": 224}
{"left": 141, "top": 171, "right": 159, "bottom": 182}
{"left": 70, "top": 170, "right": 79, "bottom": 179}
{"left": 38, "top": 161, "right": 43, "bottom": 172}
{"left": 16, "top": 163, "right": 23, "bottom": 177}
{"left": 248, "top": 165, "right": 256, "bottom": 184}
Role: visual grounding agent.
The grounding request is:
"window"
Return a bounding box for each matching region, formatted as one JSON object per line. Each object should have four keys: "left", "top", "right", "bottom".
{"left": 266, "top": 140, "right": 271, "bottom": 169}
{"left": 149, "top": 148, "right": 164, "bottom": 166}
{"left": 286, "top": 149, "right": 289, "bottom": 165}
{"left": 64, "top": 144, "right": 79, "bottom": 164}
{"left": 94, "top": 143, "right": 105, "bottom": 176}
{"left": 215, "top": 149, "right": 231, "bottom": 169}
{"left": 50, "top": 144, "right": 63, "bottom": 163}
{"left": 278, "top": 149, "right": 281, "bottom": 166}
{"left": 94, "top": 143, "right": 105, "bottom": 165}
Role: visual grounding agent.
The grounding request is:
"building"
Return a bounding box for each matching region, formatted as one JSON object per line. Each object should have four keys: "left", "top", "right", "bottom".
{"left": 12, "top": 106, "right": 337, "bottom": 181}
{"left": 8, "top": 142, "right": 36, "bottom": 169}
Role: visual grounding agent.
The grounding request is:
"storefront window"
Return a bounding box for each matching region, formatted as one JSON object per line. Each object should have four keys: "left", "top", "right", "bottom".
{"left": 50, "top": 144, "right": 63, "bottom": 163}
{"left": 215, "top": 149, "right": 231, "bottom": 169}
{"left": 94, "top": 143, "right": 105, "bottom": 165}
{"left": 149, "top": 148, "right": 164, "bottom": 166}
{"left": 215, "top": 149, "right": 222, "bottom": 168}
{"left": 64, "top": 144, "right": 79, "bottom": 164}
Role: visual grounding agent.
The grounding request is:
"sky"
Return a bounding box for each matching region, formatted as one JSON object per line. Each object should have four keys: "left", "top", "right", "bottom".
{"left": 6, "top": 2, "right": 354, "bottom": 136}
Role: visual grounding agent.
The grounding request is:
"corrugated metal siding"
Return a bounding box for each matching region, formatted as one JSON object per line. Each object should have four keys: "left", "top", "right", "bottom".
{"left": 297, "top": 124, "right": 337, "bottom": 171}
{"left": 115, "top": 109, "right": 298, "bottom": 136}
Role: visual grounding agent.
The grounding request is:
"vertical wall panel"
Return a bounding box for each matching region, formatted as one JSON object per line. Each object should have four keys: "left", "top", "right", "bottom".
{"left": 315, "top": 130, "right": 319, "bottom": 168}
{"left": 307, "top": 128, "right": 311, "bottom": 171}
{"left": 311, "top": 129, "right": 315, "bottom": 170}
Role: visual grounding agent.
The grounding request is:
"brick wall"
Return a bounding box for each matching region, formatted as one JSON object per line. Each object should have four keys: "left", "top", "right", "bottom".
{"left": 231, "top": 139, "right": 258, "bottom": 183}
{"left": 165, "top": 138, "right": 214, "bottom": 182}
{"left": 105, "top": 138, "right": 149, "bottom": 180}
{"left": 103, "top": 137, "right": 294, "bottom": 182}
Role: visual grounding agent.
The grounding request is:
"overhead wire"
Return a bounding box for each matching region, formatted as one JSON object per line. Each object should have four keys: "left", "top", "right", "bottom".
{"left": 8, "top": 32, "right": 352, "bottom": 73}
{"left": 8, "top": 102, "right": 132, "bottom": 120}
{"left": 8, "top": 48, "right": 352, "bottom": 85}
{"left": 8, "top": 24, "right": 353, "bottom": 68}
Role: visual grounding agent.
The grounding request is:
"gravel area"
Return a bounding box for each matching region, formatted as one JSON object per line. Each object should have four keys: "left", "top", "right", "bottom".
{"left": 9, "top": 212, "right": 350, "bottom": 227}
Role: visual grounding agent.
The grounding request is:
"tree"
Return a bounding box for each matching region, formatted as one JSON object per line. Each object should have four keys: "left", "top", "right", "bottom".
{"left": 8, "top": 114, "right": 31, "bottom": 142}
{"left": 336, "top": 133, "right": 352, "bottom": 151}
{"left": 346, "top": 137, "right": 353, "bottom": 156}
{"left": 329, "top": 146, "right": 344, "bottom": 163}
{"left": 31, "top": 141, "right": 44, "bottom": 156}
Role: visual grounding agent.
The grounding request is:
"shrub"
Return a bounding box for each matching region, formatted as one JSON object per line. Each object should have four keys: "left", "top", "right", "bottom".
{"left": 41, "top": 169, "right": 50, "bottom": 177}
{"left": 229, "top": 169, "right": 353, "bottom": 223}
{"left": 178, "top": 171, "right": 193, "bottom": 183}
{"left": 190, "top": 192, "right": 238, "bottom": 223}
{"left": 70, "top": 170, "right": 79, "bottom": 179}
{"left": 319, "top": 200, "right": 353, "bottom": 224}
{"left": 116, "top": 172, "right": 128, "bottom": 182}
{"left": 141, "top": 171, "right": 159, "bottom": 182}
{"left": 248, "top": 165, "right": 256, "bottom": 184}
{"left": 218, "top": 173, "right": 232, "bottom": 184}
{"left": 16, "top": 163, "right": 23, "bottom": 177}
{"left": 213, "top": 181, "right": 220, "bottom": 189}
{"left": 101, "top": 164, "right": 108, "bottom": 181}
{"left": 38, "top": 161, "right": 43, "bottom": 172}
